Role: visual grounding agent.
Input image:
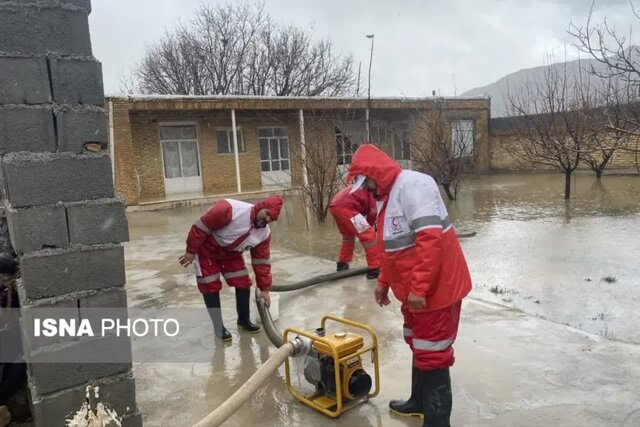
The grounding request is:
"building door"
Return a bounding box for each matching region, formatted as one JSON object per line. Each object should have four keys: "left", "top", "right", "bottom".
{"left": 259, "top": 127, "right": 291, "bottom": 188}
{"left": 160, "top": 124, "right": 203, "bottom": 195}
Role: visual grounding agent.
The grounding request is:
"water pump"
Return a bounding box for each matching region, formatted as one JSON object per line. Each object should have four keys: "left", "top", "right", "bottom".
{"left": 284, "top": 316, "right": 380, "bottom": 418}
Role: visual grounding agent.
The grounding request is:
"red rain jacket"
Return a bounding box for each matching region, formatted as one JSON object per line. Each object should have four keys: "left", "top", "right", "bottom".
{"left": 185, "top": 196, "right": 283, "bottom": 291}
{"left": 348, "top": 145, "right": 471, "bottom": 311}
{"left": 330, "top": 185, "right": 377, "bottom": 225}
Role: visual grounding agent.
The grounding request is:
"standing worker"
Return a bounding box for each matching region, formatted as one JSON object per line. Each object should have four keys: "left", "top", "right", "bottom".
{"left": 348, "top": 145, "right": 471, "bottom": 427}
{"left": 329, "top": 185, "right": 381, "bottom": 279}
{"left": 179, "top": 196, "right": 284, "bottom": 342}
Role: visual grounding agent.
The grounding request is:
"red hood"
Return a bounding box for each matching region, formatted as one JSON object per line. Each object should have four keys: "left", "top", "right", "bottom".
{"left": 348, "top": 145, "right": 401, "bottom": 198}
{"left": 253, "top": 195, "right": 284, "bottom": 220}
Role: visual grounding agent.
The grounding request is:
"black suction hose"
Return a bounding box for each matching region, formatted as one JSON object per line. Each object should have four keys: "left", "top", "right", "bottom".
{"left": 270, "top": 266, "right": 368, "bottom": 292}
{"left": 256, "top": 267, "right": 369, "bottom": 348}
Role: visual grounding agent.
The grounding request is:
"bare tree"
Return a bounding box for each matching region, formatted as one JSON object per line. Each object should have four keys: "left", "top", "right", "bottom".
{"left": 411, "top": 103, "right": 472, "bottom": 200}
{"left": 506, "top": 59, "right": 597, "bottom": 199}
{"left": 128, "top": 2, "right": 356, "bottom": 97}
{"left": 569, "top": 2, "right": 640, "bottom": 94}
{"left": 584, "top": 79, "right": 638, "bottom": 177}
{"left": 569, "top": 2, "right": 640, "bottom": 171}
{"left": 293, "top": 113, "right": 348, "bottom": 223}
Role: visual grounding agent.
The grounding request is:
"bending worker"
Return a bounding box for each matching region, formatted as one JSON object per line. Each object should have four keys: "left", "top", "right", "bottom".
{"left": 329, "top": 184, "right": 381, "bottom": 279}
{"left": 348, "top": 145, "right": 471, "bottom": 427}
{"left": 179, "top": 196, "right": 284, "bottom": 342}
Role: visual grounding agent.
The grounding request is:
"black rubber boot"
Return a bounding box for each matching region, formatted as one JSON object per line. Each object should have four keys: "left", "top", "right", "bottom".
{"left": 235, "top": 288, "right": 261, "bottom": 333}
{"left": 366, "top": 268, "right": 380, "bottom": 280}
{"left": 202, "top": 292, "right": 232, "bottom": 342}
{"left": 337, "top": 262, "right": 350, "bottom": 272}
{"left": 419, "top": 368, "right": 452, "bottom": 427}
{"left": 389, "top": 365, "right": 423, "bottom": 418}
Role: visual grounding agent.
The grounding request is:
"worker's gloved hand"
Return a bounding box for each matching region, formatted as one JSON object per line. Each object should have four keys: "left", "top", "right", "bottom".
{"left": 407, "top": 292, "right": 426, "bottom": 311}
{"left": 261, "top": 290, "right": 271, "bottom": 306}
{"left": 179, "top": 252, "right": 195, "bottom": 267}
{"left": 374, "top": 286, "right": 391, "bottom": 307}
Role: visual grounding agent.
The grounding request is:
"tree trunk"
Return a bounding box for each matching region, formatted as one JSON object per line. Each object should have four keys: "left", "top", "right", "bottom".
{"left": 595, "top": 168, "right": 602, "bottom": 179}
{"left": 443, "top": 183, "right": 455, "bottom": 201}
{"left": 564, "top": 170, "right": 572, "bottom": 199}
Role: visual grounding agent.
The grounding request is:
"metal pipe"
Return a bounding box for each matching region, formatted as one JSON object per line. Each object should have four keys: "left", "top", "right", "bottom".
{"left": 231, "top": 109, "right": 242, "bottom": 194}
{"left": 298, "top": 109, "right": 309, "bottom": 187}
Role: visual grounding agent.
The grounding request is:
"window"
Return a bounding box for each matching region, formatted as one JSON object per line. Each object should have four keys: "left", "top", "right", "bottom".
{"left": 159, "top": 125, "right": 200, "bottom": 179}
{"left": 335, "top": 127, "right": 358, "bottom": 165}
{"left": 216, "top": 128, "right": 245, "bottom": 154}
{"left": 452, "top": 120, "right": 474, "bottom": 158}
{"left": 393, "top": 123, "right": 411, "bottom": 161}
{"left": 259, "top": 127, "right": 290, "bottom": 172}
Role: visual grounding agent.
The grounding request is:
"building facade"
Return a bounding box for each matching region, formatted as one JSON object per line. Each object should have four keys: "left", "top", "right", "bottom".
{"left": 107, "top": 96, "right": 491, "bottom": 206}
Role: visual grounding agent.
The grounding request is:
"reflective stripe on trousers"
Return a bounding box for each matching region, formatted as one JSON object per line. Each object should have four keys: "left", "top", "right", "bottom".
{"left": 196, "top": 274, "right": 221, "bottom": 284}
{"left": 223, "top": 269, "right": 249, "bottom": 279}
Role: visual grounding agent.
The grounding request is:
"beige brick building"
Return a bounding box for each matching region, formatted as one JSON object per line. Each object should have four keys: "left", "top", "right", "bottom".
{"left": 489, "top": 116, "right": 639, "bottom": 172}
{"left": 107, "top": 96, "right": 491, "bottom": 206}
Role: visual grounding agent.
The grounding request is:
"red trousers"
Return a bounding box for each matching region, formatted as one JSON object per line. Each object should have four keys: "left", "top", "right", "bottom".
{"left": 401, "top": 301, "right": 462, "bottom": 371}
{"left": 330, "top": 206, "right": 380, "bottom": 269}
{"left": 194, "top": 252, "right": 251, "bottom": 293}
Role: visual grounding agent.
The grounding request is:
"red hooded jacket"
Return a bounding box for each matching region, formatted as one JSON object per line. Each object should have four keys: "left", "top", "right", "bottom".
{"left": 348, "top": 145, "right": 471, "bottom": 311}
{"left": 330, "top": 185, "right": 377, "bottom": 225}
{"left": 185, "top": 196, "right": 283, "bottom": 291}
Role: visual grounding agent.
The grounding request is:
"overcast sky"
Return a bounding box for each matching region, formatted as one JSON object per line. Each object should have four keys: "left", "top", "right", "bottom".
{"left": 89, "top": 0, "right": 638, "bottom": 97}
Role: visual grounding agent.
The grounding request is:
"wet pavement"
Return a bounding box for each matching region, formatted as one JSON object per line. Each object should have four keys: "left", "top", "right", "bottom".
{"left": 125, "top": 173, "right": 640, "bottom": 426}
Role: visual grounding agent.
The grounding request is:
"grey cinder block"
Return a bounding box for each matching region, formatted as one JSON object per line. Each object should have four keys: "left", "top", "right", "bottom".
{"left": 0, "top": 6, "right": 91, "bottom": 56}
{"left": 27, "top": 335, "right": 132, "bottom": 394}
{"left": 0, "top": 57, "right": 51, "bottom": 104}
{"left": 49, "top": 58, "right": 104, "bottom": 106}
{"left": 56, "top": 107, "right": 108, "bottom": 153}
{"left": 0, "top": 106, "right": 55, "bottom": 154}
{"left": 1, "top": 152, "right": 114, "bottom": 208}
{"left": 66, "top": 199, "right": 129, "bottom": 245}
{"left": 6, "top": 205, "right": 68, "bottom": 253}
{"left": 19, "top": 245, "right": 126, "bottom": 299}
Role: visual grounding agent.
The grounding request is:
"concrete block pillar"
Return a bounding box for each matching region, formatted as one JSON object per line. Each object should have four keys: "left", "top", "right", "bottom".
{"left": 0, "top": 1, "right": 140, "bottom": 426}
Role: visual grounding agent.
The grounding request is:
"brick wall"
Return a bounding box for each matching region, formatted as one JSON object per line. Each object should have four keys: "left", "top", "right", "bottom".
{"left": 490, "top": 129, "right": 640, "bottom": 171}
{"left": 0, "top": 1, "right": 139, "bottom": 426}
{"left": 111, "top": 100, "right": 139, "bottom": 205}
{"left": 129, "top": 113, "right": 165, "bottom": 201}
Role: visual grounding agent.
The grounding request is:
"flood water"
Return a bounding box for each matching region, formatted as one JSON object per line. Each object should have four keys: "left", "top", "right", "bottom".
{"left": 125, "top": 172, "right": 640, "bottom": 427}
{"left": 268, "top": 173, "right": 640, "bottom": 344}
{"left": 128, "top": 172, "right": 640, "bottom": 344}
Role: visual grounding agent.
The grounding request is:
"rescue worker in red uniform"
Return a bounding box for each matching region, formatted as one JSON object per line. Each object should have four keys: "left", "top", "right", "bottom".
{"left": 348, "top": 145, "right": 471, "bottom": 427}
{"left": 329, "top": 185, "right": 381, "bottom": 279}
{"left": 179, "top": 196, "right": 284, "bottom": 342}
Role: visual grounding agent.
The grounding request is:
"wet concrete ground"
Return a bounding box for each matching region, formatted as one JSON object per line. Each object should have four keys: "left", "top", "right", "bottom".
{"left": 125, "top": 173, "right": 640, "bottom": 426}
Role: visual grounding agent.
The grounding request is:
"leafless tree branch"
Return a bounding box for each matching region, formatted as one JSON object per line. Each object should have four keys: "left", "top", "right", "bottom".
{"left": 128, "top": 2, "right": 356, "bottom": 97}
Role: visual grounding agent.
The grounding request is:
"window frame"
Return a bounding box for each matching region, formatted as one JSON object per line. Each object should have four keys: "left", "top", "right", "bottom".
{"left": 451, "top": 119, "right": 475, "bottom": 159}
{"left": 158, "top": 122, "right": 202, "bottom": 179}
{"left": 216, "top": 127, "right": 246, "bottom": 155}
{"left": 335, "top": 127, "right": 359, "bottom": 166}
{"left": 258, "top": 127, "right": 290, "bottom": 172}
{"left": 392, "top": 122, "right": 412, "bottom": 161}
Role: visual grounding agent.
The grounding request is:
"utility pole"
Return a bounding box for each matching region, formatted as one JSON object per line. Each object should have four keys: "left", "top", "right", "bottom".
{"left": 356, "top": 61, "right": 362, "bottom": 96}
{"left": 366, "top": 34, "right": 374, "bottom": 143}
